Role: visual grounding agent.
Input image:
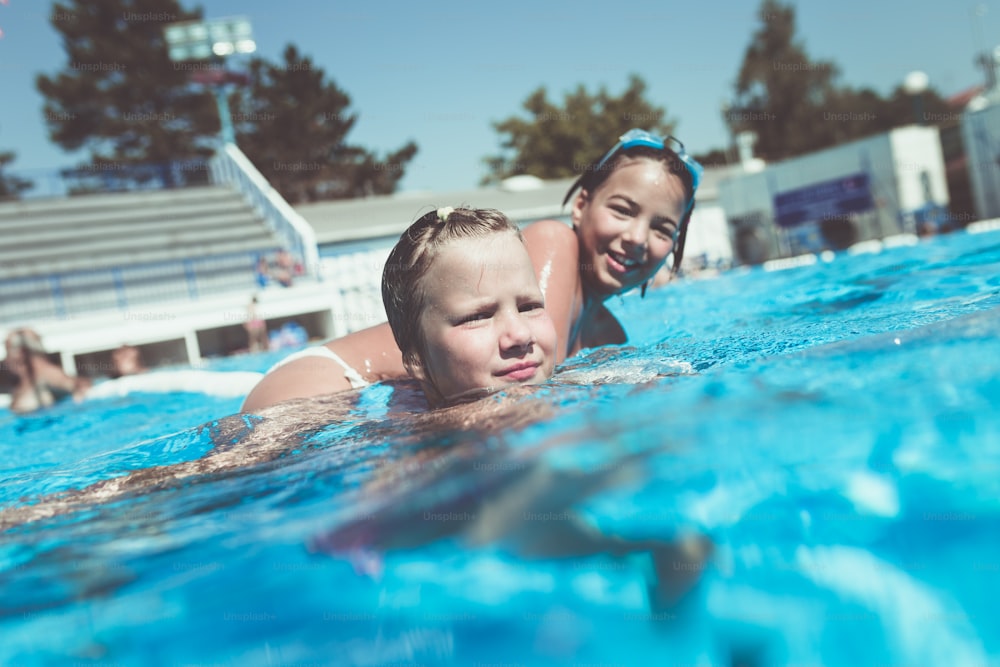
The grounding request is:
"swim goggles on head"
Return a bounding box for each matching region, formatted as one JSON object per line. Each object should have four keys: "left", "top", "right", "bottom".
{"left": 564, "top": 129, "right": 704, "bottom": 215}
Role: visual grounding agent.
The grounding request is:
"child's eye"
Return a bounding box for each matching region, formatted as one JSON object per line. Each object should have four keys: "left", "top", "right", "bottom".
{"left": 653, "top": 223, "right": 677, "bottom": 239}
{"left": 459, "top": 311, "right": 492, "bottom": 324}
{"left": 519, "top": 301, "right": 544, "bottom": 313}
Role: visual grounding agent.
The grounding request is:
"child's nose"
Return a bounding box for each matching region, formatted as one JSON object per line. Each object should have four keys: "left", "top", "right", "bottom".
{"left": 623, "top": 218, "right": 649, "bottom": 249}
{"left": 498, "top": 310, "right": 533, "bottom": 350}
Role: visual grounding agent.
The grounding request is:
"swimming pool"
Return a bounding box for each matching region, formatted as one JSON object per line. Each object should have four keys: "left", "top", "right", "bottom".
{"left": 2, "top": 229, "right": 998, "bottom": 666}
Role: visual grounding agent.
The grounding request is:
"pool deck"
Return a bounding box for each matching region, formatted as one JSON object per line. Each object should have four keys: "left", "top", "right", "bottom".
{"left": 0, "top": 279, "right": 353, "bottom": 376}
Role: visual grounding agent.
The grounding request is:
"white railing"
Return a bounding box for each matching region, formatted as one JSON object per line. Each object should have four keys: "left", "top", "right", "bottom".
{"left": 210, "top": 143, "right": 321, "bottom": 280}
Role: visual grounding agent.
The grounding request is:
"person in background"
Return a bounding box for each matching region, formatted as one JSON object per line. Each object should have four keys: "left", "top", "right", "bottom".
{"left": 242, "top": 129, "right": 702, "bottom": 412}
{"left": 109, "top": 344, "right": 147, "bottom": 378}
{"left": 274, "top": 249, "right": 294, "bottom": 288}
{"left": 254, "top": 255, "right": 270, "bottom": 289}
{"left": 244, "top": 295, "right": 269, "bottom": 353}
{"left": 3, "top": 328, "right": 90, "bottom": 414}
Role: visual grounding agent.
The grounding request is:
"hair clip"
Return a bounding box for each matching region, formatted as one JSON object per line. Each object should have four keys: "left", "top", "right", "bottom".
{"left": 437, "top": 206, "right": 455, "bottom": 222}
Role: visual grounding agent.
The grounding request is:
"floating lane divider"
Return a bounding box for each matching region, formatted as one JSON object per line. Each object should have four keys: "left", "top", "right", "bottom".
{"left": 882, "top": 233, "right": 920, "bottom": 249}
{"left": 847, "top": 239, "right": 884, "bottom": 256}
{"left": 968, "top": 218, "right": 1000, "bottom": 235}
{"left": 763, "top": 253, "right": 818, "bottom": 272}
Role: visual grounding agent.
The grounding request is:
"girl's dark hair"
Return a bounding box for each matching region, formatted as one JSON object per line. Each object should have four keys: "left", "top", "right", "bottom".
{"left": 381, "top": 207, "right": 523, "bottom": 366}
{"left": 563, "top": 145, "right": 698, "bottom": 273}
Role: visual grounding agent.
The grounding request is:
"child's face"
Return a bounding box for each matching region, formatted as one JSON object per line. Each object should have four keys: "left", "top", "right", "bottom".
{"left": 573, "top": 157, "right": 686, "bottom": 296}
{"left": 408, "top": 233, "right": 557, "bottom": 405}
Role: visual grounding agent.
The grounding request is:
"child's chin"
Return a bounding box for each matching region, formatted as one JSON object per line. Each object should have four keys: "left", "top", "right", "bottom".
{"left": 595, "top": 272, "right": 635, "bottom": 295}
{"left": 507, "top": 374, "right": 548, "bottom": 388}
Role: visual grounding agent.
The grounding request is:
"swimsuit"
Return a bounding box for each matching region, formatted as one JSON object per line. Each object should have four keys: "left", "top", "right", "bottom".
{"left": 266, "top": 346, "right": 370, "bottom": 389}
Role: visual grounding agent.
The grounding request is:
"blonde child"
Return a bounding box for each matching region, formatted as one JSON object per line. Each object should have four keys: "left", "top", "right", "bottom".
{"left": 242, "top": 129, "right": 703, "bottom": 411}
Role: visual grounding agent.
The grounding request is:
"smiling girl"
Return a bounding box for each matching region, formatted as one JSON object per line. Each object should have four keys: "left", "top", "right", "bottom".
{"left": 242, "top": 129, "right": 701, "bottom": 412}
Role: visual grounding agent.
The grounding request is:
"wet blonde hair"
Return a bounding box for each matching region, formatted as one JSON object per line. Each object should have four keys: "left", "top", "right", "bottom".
{"left": 381, "top": 207, "right": 523, "bottom": 369}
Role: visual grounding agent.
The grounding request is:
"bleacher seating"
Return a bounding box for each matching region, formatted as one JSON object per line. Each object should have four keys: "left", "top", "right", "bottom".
{"left": 0, "top": 186, "right": 282, "bottom": 324}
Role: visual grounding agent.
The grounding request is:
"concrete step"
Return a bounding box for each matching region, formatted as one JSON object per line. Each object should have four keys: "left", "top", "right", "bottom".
{"left": 0, "top": 186, "right": 242, "bottom": 222}
{"left": 1, "top": 212, "right": 264, "bottom": 249}
{"left": 1, "top": 263, "right": 318, "bottom": 314}
{"left": 0, "top": 237, "right": 275, "bottom": 280}
{"left": 0, "top": 223, "right": 273, "bottom": 264}
{"left": 0, "top": 197, "right": 253, "bottom": 233}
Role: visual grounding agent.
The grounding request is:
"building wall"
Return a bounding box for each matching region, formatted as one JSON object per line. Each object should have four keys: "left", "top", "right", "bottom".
{"left": 890, "top": 126, "right": 950, "bottom": 212}
{"left": 719, "top": 126, "right": 948, "bottom": 263}
{"left": 683, "top": 204, "right": 732, "bottom": 269}
{"left": 962, "top": 101, "right": 1000, "bottom": 220}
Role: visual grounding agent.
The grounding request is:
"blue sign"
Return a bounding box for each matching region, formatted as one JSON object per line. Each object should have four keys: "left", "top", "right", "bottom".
{"left": 773, "top": 173, "right": 874, "bottom": 228}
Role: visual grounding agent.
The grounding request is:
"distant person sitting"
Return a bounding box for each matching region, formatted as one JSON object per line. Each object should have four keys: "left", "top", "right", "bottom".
{"left": 110, "top": 344, "right": 147, "bottom": 379}
{"left": 274, "top": 249, "right": 294, "bottom": 288}
{"left": 254, "top": 255, "right": 271, "bottom": 289}
{"left": 3, "top": 328, "right": 91, "bottom": 414}
{"left": 268, "top": 321, "right": 308, "bottom": 351}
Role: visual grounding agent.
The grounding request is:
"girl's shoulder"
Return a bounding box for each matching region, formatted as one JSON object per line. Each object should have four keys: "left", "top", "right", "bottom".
{"left": 522, "top": 218, "right": 576, "bottom": 247}
{"left": 522, "top": 219, "right": 581, "bottom": 291}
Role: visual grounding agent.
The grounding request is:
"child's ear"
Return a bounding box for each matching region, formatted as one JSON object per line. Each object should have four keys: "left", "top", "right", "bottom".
{"left": 570, "top": 189, "right": 590, "bottom": 229}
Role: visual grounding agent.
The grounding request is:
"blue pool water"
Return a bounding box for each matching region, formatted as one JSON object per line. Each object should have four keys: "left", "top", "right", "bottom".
{"left": 2, "top": 230, "right": 999, "bottom": 666}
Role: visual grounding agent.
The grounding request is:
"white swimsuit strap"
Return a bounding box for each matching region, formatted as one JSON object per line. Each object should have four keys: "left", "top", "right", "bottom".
{"left": 266, "top": 346, "right": 369, "bottom": 389}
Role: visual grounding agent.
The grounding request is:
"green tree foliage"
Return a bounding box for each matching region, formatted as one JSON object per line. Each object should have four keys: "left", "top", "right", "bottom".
{"left": 483, "top": 75, "right": 674, "bottom": 184}
{"left": 231, "top": 45, "right": 417, "bottom": 203}
{"left": 36, "top": 0, "right": 218, "bottom": 170}
{"left": 691, "top": 148, "right": 731, "bottom": 168}
{"left": 0, "top": 152, "right": 34, "bottom": 201}
{"left": 727, "top": 0, "right": 951, "bottom": 161}
{"left": 727, "top": 0, "right": 841, "bottom": 160}
{"left": 36, "top": 1, "right": 417, "bottom": 201}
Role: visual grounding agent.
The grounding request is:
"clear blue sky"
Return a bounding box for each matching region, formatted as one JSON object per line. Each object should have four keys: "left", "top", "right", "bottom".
{"left": 1, "top": 0, "right": 997, "bottom": 192}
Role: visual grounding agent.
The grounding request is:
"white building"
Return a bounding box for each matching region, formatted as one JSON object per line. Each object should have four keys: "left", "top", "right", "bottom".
{"left": 962, "top": 90, "right": 1000, "bottom": 221}
{"left": 718, "top": 126, "right": 949, "bottom": 263}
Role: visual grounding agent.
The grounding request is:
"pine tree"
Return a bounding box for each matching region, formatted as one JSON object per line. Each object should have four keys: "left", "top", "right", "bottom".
{"left": 38, "top": 1, "right": 418, "bottom": 201}
{"left": 727, "top": 0, "right": 840, "bottom": 160}
{"left": 0, "top": 151, "right": 33, "bottom": 201}
{"left": 726, "top": 0, "right": 953, "bottom": 161}
{"left": 231, "top": 45, "right": 417, "bottom": 203}
{"left": 36, "top": 0, "right": 218, "bottom": 175}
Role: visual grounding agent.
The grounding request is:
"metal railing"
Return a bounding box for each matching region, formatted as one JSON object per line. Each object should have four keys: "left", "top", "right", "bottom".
{"left": 210, "top": 143, "right": 321, "bottom": 280}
